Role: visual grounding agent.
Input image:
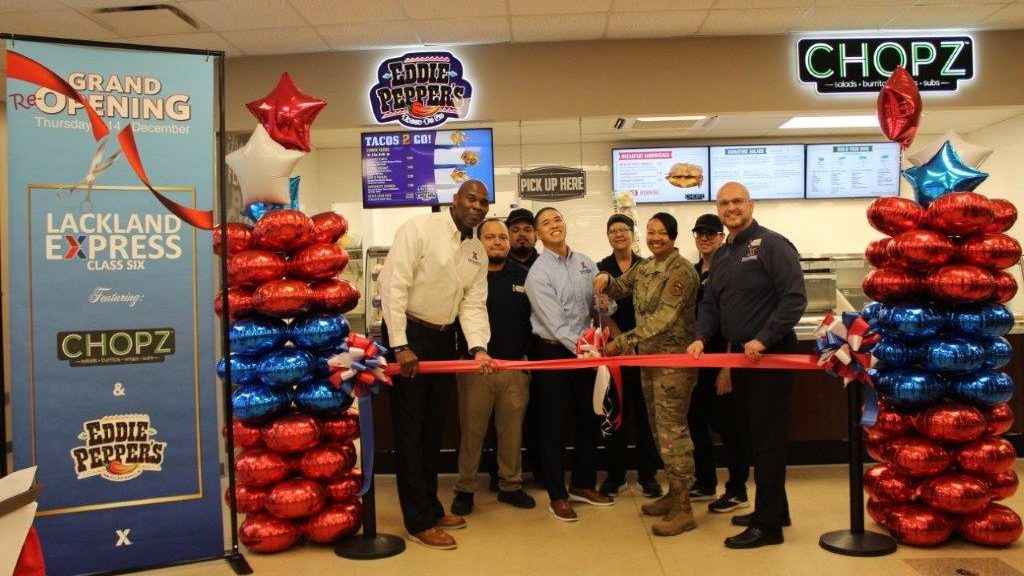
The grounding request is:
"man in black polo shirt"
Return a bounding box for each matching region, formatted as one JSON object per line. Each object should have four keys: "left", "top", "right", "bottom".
{"left": 687, "top": 182, "right": 806, "bottom": 549}
{"left": 451, "top": 218, "right": 536, "bottom": 515}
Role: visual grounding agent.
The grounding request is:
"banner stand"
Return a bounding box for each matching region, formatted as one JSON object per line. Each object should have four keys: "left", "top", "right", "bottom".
{"left": 819, "top": 380, "right": 897, "bottom": 556}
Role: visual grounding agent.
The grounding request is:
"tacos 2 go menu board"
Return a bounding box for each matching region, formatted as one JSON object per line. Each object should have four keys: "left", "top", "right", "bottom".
{"left": 361, "top": 128, "right": 495, "bottom": 208}
{"left": 611, "top": 147, "right": 710, "bottom": 204}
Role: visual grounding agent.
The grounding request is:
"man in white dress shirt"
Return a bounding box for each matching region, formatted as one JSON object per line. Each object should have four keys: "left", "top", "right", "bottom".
{"left": 378, "top": 179, "right": 494, "bottom": 550}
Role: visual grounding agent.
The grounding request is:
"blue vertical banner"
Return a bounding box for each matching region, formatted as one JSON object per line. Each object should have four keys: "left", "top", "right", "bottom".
{"left": 4, "top": 39, "right": 223, "bottom": 575}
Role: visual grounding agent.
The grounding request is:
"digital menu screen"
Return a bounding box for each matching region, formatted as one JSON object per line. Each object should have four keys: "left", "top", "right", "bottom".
{"left": 361, "top": 128, "right": 495, "bottom": 208}
{"left": 805, "top": 142, "right": 901, "bottom": 199}
{"left": 709, "top": 144, "right": 805, "bottom": 201}
{"left": 611, "top": 147, "right": 710, "bottom": 204}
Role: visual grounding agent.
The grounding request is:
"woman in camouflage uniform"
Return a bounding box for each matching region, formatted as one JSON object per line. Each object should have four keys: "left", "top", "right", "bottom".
{"left": 594, "top": 212, "right": 700, "bottom": 537}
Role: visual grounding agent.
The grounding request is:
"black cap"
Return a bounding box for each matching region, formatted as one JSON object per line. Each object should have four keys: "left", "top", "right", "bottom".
{"left": 692, "top": 213, "right": 723, "bottom": 234}
{"left": 606, "top": 213, "right": 635, "bottom": 232}
{"left": 506, "top": 208, "right": 535, "bottom": 227}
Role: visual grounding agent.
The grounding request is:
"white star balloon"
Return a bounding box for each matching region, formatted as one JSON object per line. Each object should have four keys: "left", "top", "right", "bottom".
{"left": 907, "top": 130, "right": 993, "bottom": 168}
{"left": 226, "top": 124, "right": 305, "bottom": 206}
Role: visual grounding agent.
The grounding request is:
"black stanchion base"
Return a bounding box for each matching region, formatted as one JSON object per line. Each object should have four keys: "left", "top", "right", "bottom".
{"left": 819, "top": 530, "right": 897, "bottom": 557}
{"left": 225, "top": 552, "right": 253, "bottom": 574}
{"left": 334, "top": 533, "right": 406, "bottom": 560}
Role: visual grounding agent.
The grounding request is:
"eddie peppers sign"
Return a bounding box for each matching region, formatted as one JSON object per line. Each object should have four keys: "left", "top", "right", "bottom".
{"left": 369, "top": 51, "right": 473, "bottom": 129}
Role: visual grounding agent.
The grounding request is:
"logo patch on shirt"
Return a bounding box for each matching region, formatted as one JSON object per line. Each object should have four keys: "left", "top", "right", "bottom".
{"left": 468, "top": 250, "right": 482, "bottom": 265}
{"left": 671, "top": 281, "right": 684, "bottom": 296}
{"left": 512, "top": 284, "right": 526, "bottom": 293}
{"left": 741, "top": 239, "right": 761, "bottom": 262}
{"left": 579, "top": 261, "right": 592, "bottom": 275}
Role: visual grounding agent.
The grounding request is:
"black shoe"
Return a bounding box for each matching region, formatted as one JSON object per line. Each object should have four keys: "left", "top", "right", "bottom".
{"left": 731, "top": 512, "right": 791, "bottom": 527}
{"left": 497, "top": 489, "right": 536, "bottom": 509}
{"left": 689, "top": 486, "right": 718, "bottom": 502}
{"left": 709, "top": 493, "right": 750, "bottom": 513}
{"left": 599, "top": 478, "right": 626, "bottom": 497}
{"left": 724, "top": 526, "right": 784, "bottom": 549}
{"left": 639, "top": 479, "right": 663, "bottom": 499}
{"left": 489, "top": 474, "right": 500, "bottom": 493}
{"left": 451, "top": 491, "right": 474, "bottom": 516}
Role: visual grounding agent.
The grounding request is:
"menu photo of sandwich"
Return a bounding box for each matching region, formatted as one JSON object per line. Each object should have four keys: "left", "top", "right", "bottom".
{"left": 666, "top": 163, "right": 704, "bottom": 188}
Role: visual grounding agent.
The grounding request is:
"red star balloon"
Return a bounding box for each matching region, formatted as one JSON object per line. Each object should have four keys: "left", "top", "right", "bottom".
{"left": 247, "top": 72, "right": 326, "bottom": 152}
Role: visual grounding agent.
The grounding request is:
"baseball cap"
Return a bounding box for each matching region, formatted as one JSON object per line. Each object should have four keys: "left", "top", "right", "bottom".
{"left": 506, "top": 208, "right": 535, "bottom": 227}
{"left": 692, "top": 214, "right": 723, "bottom": 234}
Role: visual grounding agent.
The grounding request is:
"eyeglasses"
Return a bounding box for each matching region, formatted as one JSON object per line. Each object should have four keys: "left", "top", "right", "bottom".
{"left": 693, "top": 231, "right": 723, "bottom": 240}
{"left": 607, "top": 227, "right": 632, "bottom": 236}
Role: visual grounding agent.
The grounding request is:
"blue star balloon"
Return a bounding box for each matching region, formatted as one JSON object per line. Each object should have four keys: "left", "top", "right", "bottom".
{"left": 242, "top": 175, "right": 300, "bottom": 221}
{"left": 901, "top": 141, "right": 988, "bottom": 208}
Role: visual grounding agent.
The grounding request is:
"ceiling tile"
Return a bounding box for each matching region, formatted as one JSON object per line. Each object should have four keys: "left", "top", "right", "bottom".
{"left": 792, "top": 6, "right": 898, "bottom": 32}
{"left": 401, "top": 0, "right": 507, "bottom": 19}
{"left": 606, "top": 11, "right": 707, "bottom": 38}
{"left": 125, "top": 32, "right": 243, "bottom": 56}
{"left": 316, "top": 20, "right": 421, "bottom": 50}
{"left": 1, "top": 0, "right": 59, "bottom": 12}
{"left": 414, "top": 17, "right": 511, "bottom": 44}
{"left": 980, "top": 2, "right": 1024, "bottom": 29}
{"left": 178, "top": 0, "right": 308, "bottom": 31}
{"left": 810, "top": 0, "right": 913, "bottom": 5}
{"left": 58, "top": 0, "right": 173, "bottom": 7}
{"left": 886, "top": 3, "right": 1007, "bottom": 28}
{"left": 713, "top": 0, "right": 812, "bottom": 8}
{"left": 511, "top": 13, "right": 608, "bottom": 41}
{"left": 509, "top": 0, "right": 613, "bottom": 15}
{"left": 290, "top": 0, "right": 407, "bottom": 24}
{"left": 220, "top": 26, "right": 329, "bottom": 55}
{"left": 698, "top": 8, "right": 806, "bottom": 35}
{"left": 0, "top": 10, "right": 118, "bottom": 40}
{"left": 611, "top": 0, "right": 717, "bottom": 10}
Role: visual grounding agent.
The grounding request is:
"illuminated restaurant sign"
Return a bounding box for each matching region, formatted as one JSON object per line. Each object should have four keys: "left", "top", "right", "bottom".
{"left": 369, "top": 51, "right": 473, "bottom": 129}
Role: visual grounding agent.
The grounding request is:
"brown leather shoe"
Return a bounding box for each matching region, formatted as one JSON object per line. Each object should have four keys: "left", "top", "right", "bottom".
{"left": 408, "top": 527, "right": 457, "bottom": 550}
{"left": 568, "top": 487, "right": 614, "bottom": 507}
{"left": 436, "top": 515, "right": 467, "bottom": 530}
{"left": 548, "top": 498, "right": 578, "bottom": 522}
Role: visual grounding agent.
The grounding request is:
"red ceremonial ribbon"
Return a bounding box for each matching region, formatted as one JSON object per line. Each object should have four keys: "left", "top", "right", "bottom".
{"left": 6, "top": 50, "right": 215, "bottom": 230}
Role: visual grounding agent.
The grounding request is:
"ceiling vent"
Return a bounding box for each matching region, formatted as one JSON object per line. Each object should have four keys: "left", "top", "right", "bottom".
{"left": 613, "top": 116, "right": 720, "bottom": 132}
{"left": 92, "top": 4, "right": 199, "bottom": 37}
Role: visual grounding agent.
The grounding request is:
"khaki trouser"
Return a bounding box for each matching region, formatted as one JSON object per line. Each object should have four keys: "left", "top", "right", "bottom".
{"left": 455, "top": 370, "right": 530, "bottom": 493}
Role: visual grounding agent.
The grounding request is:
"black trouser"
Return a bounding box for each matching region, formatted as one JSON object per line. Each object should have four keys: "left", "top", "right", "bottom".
{"left": 528, "top": 338, "right": 602, "bottom": 501}
{"left": 730, "top": 332, "right": 797, "bottom": 533}
{"left": 604, "top": 366, "right": 662, "bottom": 485}
{"left": 688, "top": 366, "right": 749, "bottom": 497}
{"left": 383, "top": 320, "right": 459, "bottom": 534}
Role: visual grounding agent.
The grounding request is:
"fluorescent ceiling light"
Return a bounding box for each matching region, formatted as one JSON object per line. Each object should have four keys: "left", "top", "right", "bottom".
{"left": 780, "top": 115, "right": 879, "bottom": 129}
{"left": 636, "top": 115, "right": 708, "bottom": 122}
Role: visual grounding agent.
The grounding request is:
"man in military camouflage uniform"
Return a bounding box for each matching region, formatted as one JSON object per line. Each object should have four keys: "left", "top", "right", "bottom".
{"left": 595, "top": 212, "right": 700, "bottom": 537}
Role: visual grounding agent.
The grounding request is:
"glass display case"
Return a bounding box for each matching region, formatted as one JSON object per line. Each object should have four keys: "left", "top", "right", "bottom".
{"left": 339, "top": 247, "right": 365, "bottom": 334}
{"left": 365, "top": 246, "right": 389, "bottom": 343}
{"left": 799, "top": 253, "right": 871, "bottom": 313}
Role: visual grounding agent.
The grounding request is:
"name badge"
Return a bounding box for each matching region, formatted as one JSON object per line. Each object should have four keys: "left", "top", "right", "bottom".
{"left": 512, "top": 284, "right": 526, "bottom": 293}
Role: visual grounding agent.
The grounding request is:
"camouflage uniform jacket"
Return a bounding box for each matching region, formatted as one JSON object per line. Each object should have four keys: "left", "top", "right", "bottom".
{"left": 605, "top": 249, "right": 699, "bottom": 354}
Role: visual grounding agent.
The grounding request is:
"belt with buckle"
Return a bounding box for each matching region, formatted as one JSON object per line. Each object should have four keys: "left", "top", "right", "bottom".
{"left": 407, "top": 315, "right": 452, "bottom": 332}
{"left": 534, "top": 336, "right": 563, "bottom": 347}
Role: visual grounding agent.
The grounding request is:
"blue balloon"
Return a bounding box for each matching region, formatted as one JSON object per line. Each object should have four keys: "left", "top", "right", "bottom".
{"left": 874, "top": 369, "right": 947, "bottom": 407}
{"left": 229, "top": 316, "right": 287, "bottom": 355}
{"left": 920, "top": 336, "right": 985, "bottom": 374}
{"left": 861, "top": 302, "right": 887, "bottom": 330}
{"left": 872, "top": 338, "right": 916, "bottom": 370}
{"left": 217, "top": 353, "right": 262, "bottom": 386}
{"left": 232, "top": 384, "right": 291, "bottom": 421}
{"left": 290, "top": 313, "right": 350, "bottom": 351}
{"left": 902, "top": 141, "right": 989, "bottom": 208}
{"left": 878, "top": 304, "right": 945, "bottom": 340}
{"left": 982, "top": 337, "right": 1013, "bottom": 370}
{"left": 294, "top": 380, "right": 354, "bottom": 413}
{"left": 951, "top": 370, "right": 1015, "bottom": 406}
{"left": 258, "top": 348, "right": 316, "bottom": 388}
{"left": 242, "top": 176, "right": 301, "bottom": 221}
{"left": 949, "top": 304, "right": 1014, "bottom": 339}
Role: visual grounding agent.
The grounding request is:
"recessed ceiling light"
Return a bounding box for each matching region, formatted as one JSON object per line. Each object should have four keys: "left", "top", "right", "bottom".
{"left": 636, "top": 115, "right": 708, "bottom": 122}
{"left": 780, "top": 115, "right": 879, "bottom": 129}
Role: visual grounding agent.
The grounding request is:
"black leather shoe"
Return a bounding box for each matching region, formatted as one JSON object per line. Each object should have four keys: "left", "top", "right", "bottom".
{"left": 724, "top": 526, "right": 784, "bottom": 549}
{"left": 497, "top": 489, "right": 536, "bottom": 509}
{"left": 731, "top": 512, "right": 791, "bottom": 527}
{"left": 451, "top": 491, "right": 474, "bottom": 516}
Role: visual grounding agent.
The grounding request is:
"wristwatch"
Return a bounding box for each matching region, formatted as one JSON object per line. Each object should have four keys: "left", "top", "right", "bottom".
{"left": 469, "top": 346, "right": 487, "bottom": 356}
{"left": 392, "top": 344, "right": 410, "bottom": 353}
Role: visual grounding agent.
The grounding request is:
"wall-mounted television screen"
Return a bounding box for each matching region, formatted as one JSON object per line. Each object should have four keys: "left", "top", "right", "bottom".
{"left": 611, "top": 146, "right": 710, "bottom": 203}
{"left": 708, "top": 144, "right": 805, "bottom": 201}
{"left": 805, "top": 142, "right": 901, "bottom": 199}
{"left": 361, "top": 128, "right": 495, "bottom": 208}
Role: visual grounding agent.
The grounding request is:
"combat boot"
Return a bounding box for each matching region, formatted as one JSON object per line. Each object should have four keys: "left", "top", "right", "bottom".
{"left": 641, "top": 483, "right": 679, "bottom": 517}
{"left": 652, "top": 484, "right": 696, "bottom": 537}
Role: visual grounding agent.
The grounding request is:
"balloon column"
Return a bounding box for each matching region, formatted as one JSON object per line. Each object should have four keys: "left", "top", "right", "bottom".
{"left": 216, "top": 74, "right": 365, "bottom": 553}
{"left": 861, "top": 69, "right": 1022, "bottom": 548}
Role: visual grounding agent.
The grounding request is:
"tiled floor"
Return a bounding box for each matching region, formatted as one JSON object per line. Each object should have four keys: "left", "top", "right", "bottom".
{"left": 142, "top": 462, "right": 1024, "bottom": 576}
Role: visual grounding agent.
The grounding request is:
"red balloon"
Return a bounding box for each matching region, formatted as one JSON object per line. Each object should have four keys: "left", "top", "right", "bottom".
{"left": 246, "top": 72, "right": 327, "bottom": 153}
{"left": 253, "top": 279, "right": 314, "bottom": 318}
{"left": 957, "top": 503, "right": 1023, "bottom": 547}
{"left": 227, "top": 418, "right": 264, "bottom": 449}
{"left": 919, "top": 473, "right": 992, "bottom": 514}
{"left": 959, "top": 233, "right": 1022, "bottom": 270}
{"left": 914, "top": 403, "right": 986, "bottom": 444}
{"left": 881, "top": 436, "right": 952, "bottom": 477}
{"left": 213, "top": 223, "right": 254, "bottom": 256}
{"left": 980, "top": 469, "right": 1019, "bottom": 501}
{"left": 885, "top": 504, "right": 954, "bottom": 546}
{"left": 926, "top": 264, "right": 995, "bottom": 303}
{"left": 262, "top": 413, "right": 322, "bottom": 454}
{"left": 981, "top": 403, "right": 1014, "bottom": 436}
{"left": 310, "top": 279, "right": 360, "bottom": 313}
{"left": 325, "top": 470, "right": 362, "bottom": 502}
{"left": 239, "top": 514, "right": 301, "bottom": 553}
{"left": 871, "top": 404, "right": 914, "bottom": 438}
{"left": 877, "top": 67, "right": 922, "bottom": 150}
{"left": 985, "top": 199, "right": 1018, "bottom": 234}
{"left": 321, "top": 409, "right": 359, "bottom": 442}
{"left": 266, "top": 478, "right": 327, "bottom": 519}
{"left": 311, "top": 212, "right": 349, "bottom": 245}
{"left": 226, "top": 483, "right": 268, "bottom": 514}
{"left": 865, "top": 237, "right": 892, "bottom": 268}
{"left": 252, "top": 209, "right": 314, "bottom": 252}
{"left": 925, "top": 192, "right": 994, "bottom": 236}
{"left": 303, "top": 503, "right": 361, "bottom": 544}
{"left": 992, "top": 271, "right": 1018, "bottom": 304}
{"left": 957, "top": 437, "right": 1017, "bottom": 475}
{"left": 298, "top": 444, "right": 353, "bottom": 481}
{"left": 290, "top": 243, "right": 350, "bottom": 282}
{"left": 228, "top": 250, "right": 287, "bottom": 288}
{"left": 866, "top": 498, "right": 888, "bottom": 526}
{"left": 235, "top": 449, "right": 290, "bottom": 487}
{"left": 864, "top": 464, "right": 918, "bottom": 503}
{"left": 862, "top": 267, "right": 922, "bottom": 303}
{"left": 215, "top": 287, "right": 255, "bottom": 319}
{"left": 867, "top": 197, "right": 925, "bottom": 236}
{"left": 336, "top": 441, "right": 357, "bottom": 469}
{"left": 887, "top": 229, "right": 955, "bottom": 270}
